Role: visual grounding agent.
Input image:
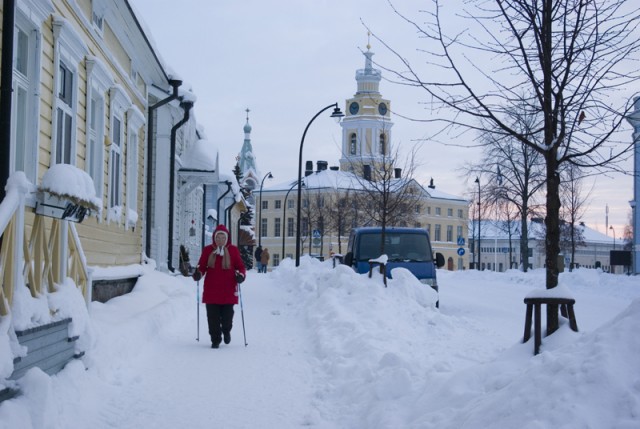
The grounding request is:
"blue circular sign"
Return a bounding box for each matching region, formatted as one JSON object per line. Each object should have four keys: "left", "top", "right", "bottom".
{"left": 457, "top": 248, "right": 465, "bottom": 256}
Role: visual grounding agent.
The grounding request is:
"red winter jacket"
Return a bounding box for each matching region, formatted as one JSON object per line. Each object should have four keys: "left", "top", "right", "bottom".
{"left": 196, "top": 225, "right": 246, "bottom": 305}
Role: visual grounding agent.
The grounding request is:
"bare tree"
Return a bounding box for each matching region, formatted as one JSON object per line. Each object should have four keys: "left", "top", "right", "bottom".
{"left": 326, "top": 188, "right": 360, "bottom": 254}
{"left": 374, "top": 0, "right": 640, "bottom": 333}
{"left": 349, "top": 145, "right": 421, "bottom": 254}
{"left": 559, "top": 164, "right": 590, "bottom": 271}
{"left": 466, "top": 108, "right": 547, "bottom": 272}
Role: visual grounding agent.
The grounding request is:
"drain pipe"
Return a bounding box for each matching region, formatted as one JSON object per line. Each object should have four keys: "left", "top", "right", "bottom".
{"left": 0, "top": 0, "right": 16, "bottom": 201}
{"left": 145, "top": 79, "right": 182, "bottom": 258}
{"left": 167, "top": 101, "right": 193, "bottom": 272}
{"left": 216, "top": 181, "right": 232, "bottom": 227}
{"left": 225, "top": 200, "right": 237, "bottom": 231}
{"left": 201, "top": 184, "right": 207, "bottom": 248}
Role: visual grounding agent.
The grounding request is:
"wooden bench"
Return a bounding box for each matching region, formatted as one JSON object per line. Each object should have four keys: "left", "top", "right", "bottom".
{"left": 523, "top": 297, "right": 578, "bottom": 355}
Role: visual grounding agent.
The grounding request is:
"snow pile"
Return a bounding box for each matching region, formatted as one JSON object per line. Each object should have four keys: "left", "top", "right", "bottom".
{"left": 1, "top": 261, "right": 640, "bottom": 428}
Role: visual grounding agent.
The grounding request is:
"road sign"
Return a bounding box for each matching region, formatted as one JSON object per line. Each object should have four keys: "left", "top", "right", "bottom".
{"left": 313, "top": 238, "right": 321, "bottom": 247}
{"left": 312, "top": 229, "right": 321, "bottom": 239}
{"left": 457, "top": 248, "right": 465, "bottom": 256}
{"left": 457, "top": 237, "right": 465, "bottom": 246}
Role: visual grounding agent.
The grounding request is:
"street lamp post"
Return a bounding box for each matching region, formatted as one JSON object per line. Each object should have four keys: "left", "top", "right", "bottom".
{"left": 258, "top": 172, "right": 273, "bottom": 247}
{"left": 610, "top": 225, "right": 616, "bottom": 249}
{"left": 282, "top": 181, "right": 303, "bottom": 260}
{"left": 295, "top": 103, "right": 344, "bottom": 267}
{"left": 475, "top": 177, "right": 481, "bottom": 270}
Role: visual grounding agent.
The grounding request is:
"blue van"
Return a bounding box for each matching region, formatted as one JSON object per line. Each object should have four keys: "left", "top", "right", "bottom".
{"left": 343, "top": 227, "right": 445, "bottom": 303}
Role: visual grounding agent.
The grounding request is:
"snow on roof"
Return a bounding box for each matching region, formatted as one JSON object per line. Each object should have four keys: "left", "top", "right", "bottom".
{"left": 264, "top": 169, "right": 465, "bottom": 202}
{"left": 181, "top": 139, "right": 217, "bottom": 171}
{"left": 473, "top": 219, "right": 614, "bottom": 243}
{"left": 40, "top": 164, "right": 102, "bottom": 211}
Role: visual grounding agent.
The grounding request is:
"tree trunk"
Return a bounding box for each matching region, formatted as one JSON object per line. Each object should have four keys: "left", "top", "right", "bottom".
{"left": 544, "top": 154, "right": 561, "bottom": 334}
{"left": 520, "top": 206, "right": 529, "bottom": 272}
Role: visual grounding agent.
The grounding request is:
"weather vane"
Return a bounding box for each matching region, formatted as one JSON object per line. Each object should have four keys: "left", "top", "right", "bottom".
{"left": 367, "top": 31, "right": 371, "bottom": 51}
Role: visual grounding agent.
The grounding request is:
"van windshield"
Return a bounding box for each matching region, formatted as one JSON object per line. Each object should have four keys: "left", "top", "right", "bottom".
{"left": 357, "top": 232, "right": 433, "bottom": 262}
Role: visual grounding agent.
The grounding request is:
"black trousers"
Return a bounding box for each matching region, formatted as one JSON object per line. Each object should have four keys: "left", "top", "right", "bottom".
{"left": 205, "top": 304, "right": 234, "bottom": 344}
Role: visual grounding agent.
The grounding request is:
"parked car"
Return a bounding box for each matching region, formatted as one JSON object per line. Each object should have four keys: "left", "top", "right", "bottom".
{"left": 343, "top": 227, "right": 445, "bottom": 306}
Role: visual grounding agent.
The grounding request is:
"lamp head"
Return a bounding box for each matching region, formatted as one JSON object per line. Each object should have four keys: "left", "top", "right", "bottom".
{"left": 474, "top": 177, "right": 480, "bottom": 184}
{"left": 331, "top": 106, "right": 345, "bottom": 123}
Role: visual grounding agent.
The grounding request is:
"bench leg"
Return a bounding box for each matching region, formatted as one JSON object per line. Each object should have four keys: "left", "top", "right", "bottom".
{"left": 523, "top": 304, "right": 533, "bottom": 343}
{"left": 567, "top": 305, "right": 578, "bottom": 332}
{"left": 534, "top": 303, "right": 542, "bottom": 355}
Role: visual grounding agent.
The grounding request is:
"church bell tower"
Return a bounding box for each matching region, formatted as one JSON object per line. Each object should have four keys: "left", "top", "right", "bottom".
{"left": 339, "top": 40, "right": 394, "bottom": 176}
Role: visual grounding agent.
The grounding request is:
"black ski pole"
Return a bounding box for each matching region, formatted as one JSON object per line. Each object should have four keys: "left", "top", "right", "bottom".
{"left": 196, "top": 278, "right": 200, "bottom": 342}
{"left": 238, "top": 283, "right": 247, "bottom": 346}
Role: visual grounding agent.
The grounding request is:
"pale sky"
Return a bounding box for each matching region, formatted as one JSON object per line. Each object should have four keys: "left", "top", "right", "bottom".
{"left": 130, "top": 0, "right": 635, "bottom": 238}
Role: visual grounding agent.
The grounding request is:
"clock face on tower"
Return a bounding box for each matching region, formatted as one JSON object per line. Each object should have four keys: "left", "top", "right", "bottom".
{"left": 349, "top": 101, "right": 359, "bottom": 115}
{"left": 378, "top": 102, "right": 388, "bottom": 116}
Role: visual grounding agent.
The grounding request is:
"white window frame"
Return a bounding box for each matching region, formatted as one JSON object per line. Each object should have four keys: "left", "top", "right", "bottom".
{"left": 108, "top": 85, "right": 131, "bottom": 213}
{"left": 91, "top": 0, "right": 106, "bottom": 33}
{"left": 52, "top": 16, "right": 88, "bottom": 167}
{"left": 126, "top": 105, "right": 145, "bottom": 228}
{"left": 11, "top": 7, "right": 45, "bottom": 186}
{"left": 85, "top": 57, "right": 113, "bottom": 207}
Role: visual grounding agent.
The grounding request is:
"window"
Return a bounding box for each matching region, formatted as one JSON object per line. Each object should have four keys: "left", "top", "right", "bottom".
{"left": 262, "top": 200, "right": 268, "bottom": 210}
{"left": 126, "top": 106, "right": 145, "bottom": 227}
{"left": 273, "top": 254, "right": 280, "bottom": 267}
{"left": 302, "top": 218, "right": 309, "bottom": 237}
{"left": 55, "top": 61, "right": 74, "bottom": 164}
{"left": 52, "top": 17, "right": 89, "bottom": 166}
{"left": 415, "top": 204, "right": 421, "bottom": 214}
{"left": 350, "top": 133, "right": 357, "bottom": 155}
{"left": 435, "top": 207, "right": 441, "bottom": 216}
{"left": 287, "top": 218, "right": 294, "bottom": 237}
{"left": 12, "top": 11, "right": 44, "bottom": 184}
{"left": 303, "top": 199, "right": 309, "bottom": 209}
{"left": 108, "top": 84, "right": 132, "bottom": 214}
{"left": 86, "top": 58, "right": 113, "bottom": 202}
{"left": 447, "top": 225, "right": 453, "bottom": 242}
{"left": 109, "top": 115, "right": 122, "bottom": 207}
{"left": 457, "top": 226, "right": 463, "bottom": 241}
{"left": 427, "top": 207, "right": 431, "bottom": 215}
{"left": 458, "top": 209, "right": 463, "bottom": 218}
{"left": 274, "top": 218, "right": 281, "bottom": 237}
{"left": 91, "top": 0, "right": 106, "bottom": 32}
{"left": 87, "top": 93, "right": 104, "bottom": 195}
{"left": 379, "top": 133, "right": 386, "bottom": 154}
{"left": 287, "top": 199, "right": 294, "bottom": 209}
{"left": 447, "top": 208, "right": 453, "bottom": 217}
{"left": 275, "top": 200, "right": 281, "bottom": 209}
{"left": 435, "top": 224, "right": 441, "bottom": 241}
{"left": 261, "top": 218, "right": 268, "bottom": 237}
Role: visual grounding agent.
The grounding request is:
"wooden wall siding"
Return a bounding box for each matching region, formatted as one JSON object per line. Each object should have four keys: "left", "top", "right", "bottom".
{"left": 10, "top": 318, "right": 82, "bottom": 381}
{"left": 25, "top": 3, "right": 149, "bottom": 268}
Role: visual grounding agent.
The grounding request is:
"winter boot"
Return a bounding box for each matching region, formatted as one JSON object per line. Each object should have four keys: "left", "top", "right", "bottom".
{"left": 223, "top": 331, "right": 231, "bottom": 345}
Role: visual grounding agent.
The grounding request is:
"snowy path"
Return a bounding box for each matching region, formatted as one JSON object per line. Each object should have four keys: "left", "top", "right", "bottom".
{"left": 61, "top": 273, "right": 329, "bottom": 429}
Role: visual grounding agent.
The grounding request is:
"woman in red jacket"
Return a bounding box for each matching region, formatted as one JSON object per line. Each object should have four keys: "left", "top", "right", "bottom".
{"left": 194, "top": 224, "right": 246, "bottom": 348}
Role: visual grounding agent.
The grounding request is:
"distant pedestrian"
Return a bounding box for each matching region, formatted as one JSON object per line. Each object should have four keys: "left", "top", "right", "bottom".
{"left": 254, "top": 245, "right": 263, "bottom": 272}
{"left": 260, "top": 248, "right": 270, "bottom": 273}
{"left": 192, "top": 224, "right": 246, "bottom": 348}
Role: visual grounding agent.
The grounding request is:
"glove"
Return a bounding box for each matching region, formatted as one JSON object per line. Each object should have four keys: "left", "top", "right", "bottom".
{"left": 192, "top": 270, "right": 202, "bottom": 281}
{"left": 235, "top": 271, "right": 245, "bottom": 284}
